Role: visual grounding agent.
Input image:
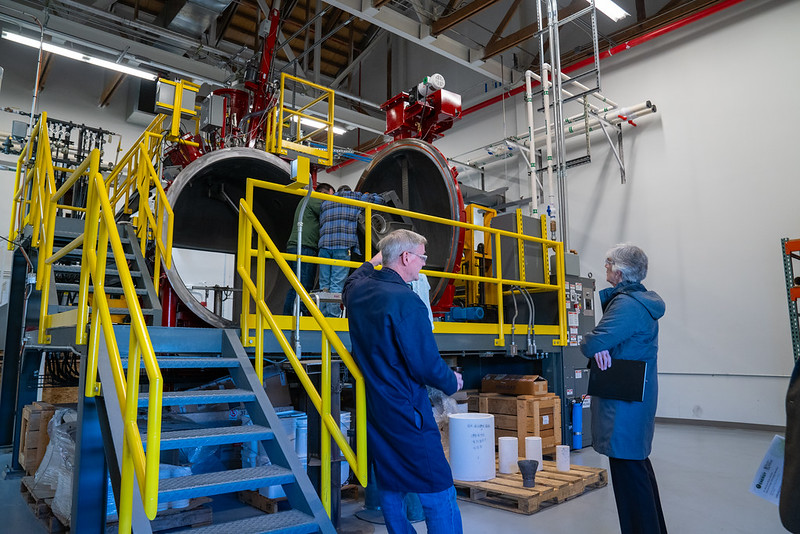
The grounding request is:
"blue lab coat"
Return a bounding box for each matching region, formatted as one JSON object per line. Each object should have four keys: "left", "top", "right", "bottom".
{"left": 343, "top": 262, "right": 458, "bottom": 493}
{"left": 580, "top": 281, "right": 666, "bottom": 460}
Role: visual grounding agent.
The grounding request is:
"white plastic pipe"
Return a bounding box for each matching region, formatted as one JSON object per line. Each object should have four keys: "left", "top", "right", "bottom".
{"left": 498, "top": 437, "right": 519, "bottom": 474}
{"left": 524, "top": 70, "right": 538, "bottom": 214}
{"left": 556, "top": 444, "right": 571, "bottom": 472}
{"left": 525, "top": 436, "right": 544, "bottom": 472}
{"left": 541, "top": 63, "right": 557, "bottom": 237}
{"left": 558, "top": 70, "right": 619, "bottom": 109}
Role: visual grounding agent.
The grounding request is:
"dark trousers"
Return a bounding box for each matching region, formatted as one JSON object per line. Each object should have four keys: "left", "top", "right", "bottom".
{"left": 609, "top": 457, "right": 668, "bottom": 534}
{"left": 282, "top": 245, "right": 318, "bottom": 315}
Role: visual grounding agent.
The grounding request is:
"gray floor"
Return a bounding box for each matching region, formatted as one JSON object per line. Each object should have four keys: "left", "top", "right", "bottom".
{"left": 1, "top": 421, "right": 789, "bottom": 533}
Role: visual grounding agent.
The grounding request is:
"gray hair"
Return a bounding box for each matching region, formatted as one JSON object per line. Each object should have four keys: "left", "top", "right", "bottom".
{"left": 606, "top": 243, "right": 648, "bottom": 283}
{"left": 378, "top": 229, "right": 427, "bottom": 266}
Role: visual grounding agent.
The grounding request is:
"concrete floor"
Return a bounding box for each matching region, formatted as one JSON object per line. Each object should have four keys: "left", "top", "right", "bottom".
{"left": 1, "top": 421, "right": 789, "bottom": 533}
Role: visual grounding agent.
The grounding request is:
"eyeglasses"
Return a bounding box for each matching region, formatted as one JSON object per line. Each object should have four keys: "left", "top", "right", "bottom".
{"left": 605, "top": 259, "right": 614, "bottom": 266}
{"left": 406, "top": 251, "right": 428, "bottom": 262}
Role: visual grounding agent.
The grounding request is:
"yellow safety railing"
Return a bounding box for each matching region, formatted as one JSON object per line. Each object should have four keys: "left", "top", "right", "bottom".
{"left": 81, "top": 154, "right": 164, "bottom": 533}
{"left": 237, "top": 180, "right": 368, "bottom": 516}
{"left": 239, "top": 180, "right": 568, "bottom": 349}
{"left": 103, "top": 114, "right": 175, "bottom": 299}
{"left": 7, "top": 114, "right": 163, "bottom": 532}
{"left": 267, "top": 73, "right": 335, "bottom": 165}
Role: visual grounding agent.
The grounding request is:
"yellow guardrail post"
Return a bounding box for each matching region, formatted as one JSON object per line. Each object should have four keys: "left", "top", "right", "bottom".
{"left": 321, "top": 333, "right": 332, "bottom": 515}
{"left": 236, "top": 196, "right": 368, "bottom": 487}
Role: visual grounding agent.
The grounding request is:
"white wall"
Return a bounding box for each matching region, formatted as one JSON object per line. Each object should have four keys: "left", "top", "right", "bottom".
{"left": 0, "top": 40, "right": 147, "bottom": 303}
{"left": 437, "top": 0, "right": 798, "bottom": 426}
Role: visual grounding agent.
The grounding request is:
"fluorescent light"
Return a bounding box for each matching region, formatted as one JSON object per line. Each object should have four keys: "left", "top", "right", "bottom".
{"left": 294, "top": 116, "right": 347, "bottom": 136}
{"left": 2, "top": 31, "right": 158, "bottom": 81}
{"left": 590, "top": 0, "right": 629, "bottom": 21}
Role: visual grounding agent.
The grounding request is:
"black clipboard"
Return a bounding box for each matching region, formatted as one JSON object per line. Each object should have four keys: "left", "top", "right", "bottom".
{"left": 587, "top": 358, "right": 647, "bottom": 402}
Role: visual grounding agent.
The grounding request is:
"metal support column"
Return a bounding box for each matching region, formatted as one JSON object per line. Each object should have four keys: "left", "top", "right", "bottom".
{"left": 303, "top": 360, "right": 342, "bottom": 528}
{"left": 72, "top": 350, "right": 109, "bottom": 533}
{"left": 0, "top": 249, "right": 30, "bottom": 447}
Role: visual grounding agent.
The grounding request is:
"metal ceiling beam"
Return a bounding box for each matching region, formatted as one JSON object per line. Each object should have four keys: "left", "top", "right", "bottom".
{"left": 321, "top": 0, "right": 513, "bottom": 83}
{"left": 431, "top": 0, "right": 504, "bottom": 36}
{"left": 0, "top": 0, "right": 233, "bottom": 83}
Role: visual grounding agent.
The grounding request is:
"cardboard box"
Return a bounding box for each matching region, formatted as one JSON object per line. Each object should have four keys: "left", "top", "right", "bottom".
{"left": 481, "top": 374, "right": 548, "bottom": 396}
{"left": 468, "top": 392, "right": 561, "bottom": 456}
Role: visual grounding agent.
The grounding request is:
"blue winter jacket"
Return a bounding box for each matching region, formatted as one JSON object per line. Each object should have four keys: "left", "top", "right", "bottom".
{"left": 343, "top": 262, "right": 458, "bottom": 492}
{"left": 580, "top": 281, "right": 666, "bottom": 460}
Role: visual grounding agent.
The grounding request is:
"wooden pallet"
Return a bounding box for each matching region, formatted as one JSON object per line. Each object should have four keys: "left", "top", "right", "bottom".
{"left": 105, "top": 497, "right": 213, "bottom": 533}
{"left": 238, "top": 489, "right": 286, "bottom": 514}
{"left": 21, "top": 476, "right": 212, "bottom": 532}
{"left": 20, "top": 476, "right": 67, "bottom": 533}
{"left": 454, "top": 460, "right": 607, "bottom": 514}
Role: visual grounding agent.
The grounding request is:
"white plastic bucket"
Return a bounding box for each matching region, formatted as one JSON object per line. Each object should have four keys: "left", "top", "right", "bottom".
{"left": 448, "top": 413, "right": 495, "bottom": 481}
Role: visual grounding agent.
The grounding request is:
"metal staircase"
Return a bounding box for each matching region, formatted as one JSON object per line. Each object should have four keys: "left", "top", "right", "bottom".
{"left": 97, "top": 325, "right": 335, "bottom": 533}
{"left": 48, "top": 217, "right": 162, "bottom": 325}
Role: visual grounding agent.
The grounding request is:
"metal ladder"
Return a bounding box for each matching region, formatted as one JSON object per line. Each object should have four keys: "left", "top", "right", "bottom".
{"left": 96, "top": 325, "right": 335, "bottom": 533}
{"left": 782, "top": 238, "right": 800, "bottom": 362}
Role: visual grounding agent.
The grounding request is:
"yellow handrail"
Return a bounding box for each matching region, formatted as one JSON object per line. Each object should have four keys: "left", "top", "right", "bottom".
{"left": 237, "top": 194, "right": 368, "bottom": 516}
{"left": 241, "top": 179, "right": 568, "bottom": 347}
{"left": 7, "top": 113, "right": 165, "bottom": 533}
{"left": 81, "top": 165, "right": 163, "bottom": 533}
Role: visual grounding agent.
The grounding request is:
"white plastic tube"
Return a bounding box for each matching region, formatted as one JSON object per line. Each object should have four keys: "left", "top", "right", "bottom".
{"left": 556, "top": 445, "right": 571, "bottom": 472}
{"left": 449, "top": 413, "right": 496, "bottom": 481}
{"left": 525, "top": 436, "right": 544, "bottom": 472}
{"left": 524, "top": 70, "right": 538, "bottom": 213}
{"left": 498, "top": 437, "right": 519, "bottom": 474}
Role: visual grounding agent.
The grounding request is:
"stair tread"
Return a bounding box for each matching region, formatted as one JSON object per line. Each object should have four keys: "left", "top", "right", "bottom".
{"left": 159, "top": 465, "right": 295, "bottom": 499}
{"left": 139, "top": 388, "right": 255, "bottom": 407}
{"left": 122, "top": 357, "right": 239, "bottom": 369}
{"left": 52, "top": 264, "right": 142, "bottom": 276}
{"left": 55, "top": 283, "right": 148, "bottom": 295}
{"left": 155, "top": 425, "right": 274, "bottom": 449}
{"left": 176, "top": 509, "right": 318, "bottom": 534}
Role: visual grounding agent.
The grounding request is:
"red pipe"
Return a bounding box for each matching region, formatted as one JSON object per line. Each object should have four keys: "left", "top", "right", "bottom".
{"left": 462, "top": 0, "right": 746, "bottom": 117}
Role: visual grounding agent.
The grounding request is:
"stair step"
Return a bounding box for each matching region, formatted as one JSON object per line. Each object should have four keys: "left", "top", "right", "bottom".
{"left": 55, "top": 283, "right": 148, "bottom": 296}
{"left": 176, "top": 510, "right": 319, "bottom": 534}
{"left": 60, "top": 248, "right": 137, "bottom": 261}
{"left": 159, "top": 465, "right": 295, "bottom": 502}
{"left": 139, "top": 389, "right": 256, "bottom": 407}
{"left": 53, "top": 264, "right": 143, "bottom": 277}
{"left": 122, "top": 357, "right": 239, "bottom": 369}
{"left": 108, "top": 307, "right": 158, "bottom": 316}
{"left": 152, "top": 425, "right": 275, "bottom": 450}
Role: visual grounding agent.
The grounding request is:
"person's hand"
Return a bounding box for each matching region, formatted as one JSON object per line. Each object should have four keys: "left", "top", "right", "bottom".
{"left": 594, "top": 350, "right": 611, "bottom": 371}
{"left": 369, "top": 251, "right": 382, "bottom": 266}
{"left": 454, "top": 371, "right": 464, "bottom": 391}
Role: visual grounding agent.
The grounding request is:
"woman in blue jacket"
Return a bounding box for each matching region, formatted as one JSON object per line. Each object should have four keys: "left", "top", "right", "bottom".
{"left": 580, "top": 244, "right": 667, "bottom": 534}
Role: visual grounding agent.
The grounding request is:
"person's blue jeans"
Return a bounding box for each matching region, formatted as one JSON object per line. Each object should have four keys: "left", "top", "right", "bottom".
{"left": 282, "top": 245, "right": 319, "bottom": 315}
{"left": 378, "top": 486, "right": 463, "bottom": 534}
{"left": 318, "top": 248, "right": 349, "bottom": 317}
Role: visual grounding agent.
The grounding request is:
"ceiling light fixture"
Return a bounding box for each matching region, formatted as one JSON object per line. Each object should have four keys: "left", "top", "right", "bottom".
{"left": 589, "top": 0, "right": 630, "bottom": 22}
{"left": 294, "top": 116, "right": 347, "bottom": 136}
{"left": 1, "top": 30, "right": 158, "bottom": 81}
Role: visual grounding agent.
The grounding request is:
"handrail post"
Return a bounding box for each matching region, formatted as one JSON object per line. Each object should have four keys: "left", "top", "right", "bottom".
{"left": 493, "top": 230, "right": 505, "bottom": 347}
{"left": 256, "top": 238, "right": 266, "bottom": 382}
{"left": 321, "top": 334, "right": 332, "bottom": 516}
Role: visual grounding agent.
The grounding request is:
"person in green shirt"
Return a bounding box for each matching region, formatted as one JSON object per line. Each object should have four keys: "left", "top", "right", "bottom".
{"left": 283, "top": 182, "right": 335, "bottom": 315}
